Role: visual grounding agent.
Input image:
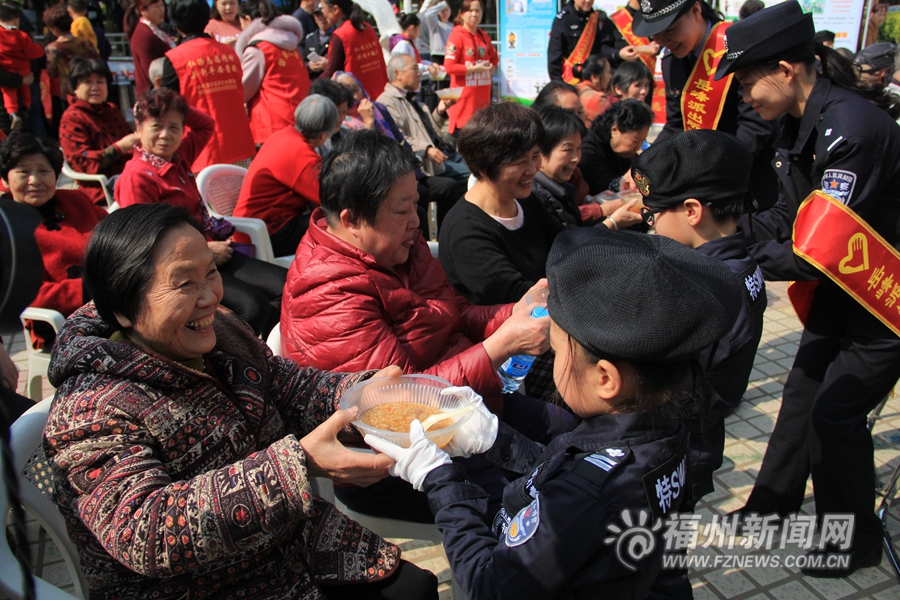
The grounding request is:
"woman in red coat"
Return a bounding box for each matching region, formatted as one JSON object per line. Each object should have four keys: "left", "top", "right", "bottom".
{"left": 124, "top": 0, "right": 175, "bottom": 97}
{"left": 59, "top": 58, "right": 139, "bottom": 205}
{"left": 116, "top": 89, "right": 287, "bottom": 337}
{"left": 282, "top": 129, "right": 576, "bottom": 523}
{"left": 443, "top": 0, "right": 497, "bottom": 133}
{"left": 236, "top": 0, "right": 311, "bottom": 145}
{"left": 0, "top": 132, "right": 106, "bottom": 349}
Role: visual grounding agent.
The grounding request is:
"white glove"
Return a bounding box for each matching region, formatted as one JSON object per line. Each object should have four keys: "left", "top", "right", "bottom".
{"left": 365, "top": 420, "right": 452, "bottom": 492}
{"left": 441, "top": 386, "right": 499, "bottom": 458}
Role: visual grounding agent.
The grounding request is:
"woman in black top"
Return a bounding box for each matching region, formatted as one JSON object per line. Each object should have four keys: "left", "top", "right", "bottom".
{"left": 578, "top": 98, "right": 651, "bottom": 195}
{"left": 439, "top": 102, "right": 561, "bottom": 306}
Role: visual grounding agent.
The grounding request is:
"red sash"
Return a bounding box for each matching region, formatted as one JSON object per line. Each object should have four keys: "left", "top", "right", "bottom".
{"left": 610, "top": 9, "right": 654, "bottom": 71}
{"left": 563, "top": 12, "right": 598, "bottom": 85}
{"left": 681, "top": 21, "right": 733, "bottom": 131}
{"left": 792, "top": 190, "right": 900, "bottom": 337}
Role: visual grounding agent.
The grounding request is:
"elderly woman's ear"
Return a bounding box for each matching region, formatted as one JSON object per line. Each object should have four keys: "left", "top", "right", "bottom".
{"left": 114, "top": 313, "right": 135, "bottom": 329}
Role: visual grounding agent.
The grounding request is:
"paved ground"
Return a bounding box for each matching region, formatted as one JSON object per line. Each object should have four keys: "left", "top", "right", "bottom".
{"left": 4, "top": 281, "right": 900, "bottom": 599}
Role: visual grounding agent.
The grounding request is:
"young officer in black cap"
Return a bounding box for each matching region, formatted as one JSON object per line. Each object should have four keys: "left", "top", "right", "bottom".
{"left": 634, "top": 129, "right": 766, "bottom": 598}
{"left": 366, "top": 227, "right": 743, "bottom": 599}
{"left": 715, "top": 0, "right": 900, "bottom": 576}
{"left": 632, "top": 0, "right": 779, "bottom": 209}
{"left": 547, "top": 0, "right": 619, "bottom": 82}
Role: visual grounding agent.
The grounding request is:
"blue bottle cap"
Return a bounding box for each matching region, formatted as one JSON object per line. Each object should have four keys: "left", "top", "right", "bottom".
{"left": 531, "top": 306, "right": 549, "bottom": 318}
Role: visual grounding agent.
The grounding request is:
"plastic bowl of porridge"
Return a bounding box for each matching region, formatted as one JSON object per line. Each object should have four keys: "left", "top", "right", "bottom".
{"left": 340, "top": 375, "right": 474, "bottom": 449}
{"left": 435, "top": 87, "right": 464, "bottom": 101}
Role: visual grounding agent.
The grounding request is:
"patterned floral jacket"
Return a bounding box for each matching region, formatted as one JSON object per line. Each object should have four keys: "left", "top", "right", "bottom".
{"left": 44, "top": 303, "right": 399, "bottom": 599}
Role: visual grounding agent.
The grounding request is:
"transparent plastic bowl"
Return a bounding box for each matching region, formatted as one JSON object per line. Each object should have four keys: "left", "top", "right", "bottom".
{"left": 435, "top": 87, "right": 463, "bottom": 101}
{"left": 341, "top": 375, "right": 473, "bottom": 449}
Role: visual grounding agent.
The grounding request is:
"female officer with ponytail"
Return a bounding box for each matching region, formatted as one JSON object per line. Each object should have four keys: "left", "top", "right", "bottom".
{"left": 715, "top": 1, "right": 900, "bottom": 577}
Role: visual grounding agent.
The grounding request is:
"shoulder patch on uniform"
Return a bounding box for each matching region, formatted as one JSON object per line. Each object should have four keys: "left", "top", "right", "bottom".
{"left": 573, "top": 445, "right": 630, "bottom": 488}
{"left": 641, "top": 448, "right": 687, "bottom": 520}
{"left": 556, "top": 10, "right": 565, "bottom": 18}
{"left": 821, "top": 169, "right": 856, "bottom": 205}
{"left": 505, "top": 496, "right": 540, "bottom": 547}
{"left": 738, "top": 264, "right": 765, "bottom": 307}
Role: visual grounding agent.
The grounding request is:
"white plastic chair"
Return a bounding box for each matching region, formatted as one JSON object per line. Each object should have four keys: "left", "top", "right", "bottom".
{"left": 195, "top": 164, "right": 247, "bottom": 217}
{"left": 61, "top": 159, "right": 115, "bottom": 210}
{"left": 196, "top": 164, "right": 293, "bottom": 269}
{"left": 0, "top": 398, "right": 88, "bottom": 599}
{"left": 19, "top": 308, "right": 66, "bottom": 402}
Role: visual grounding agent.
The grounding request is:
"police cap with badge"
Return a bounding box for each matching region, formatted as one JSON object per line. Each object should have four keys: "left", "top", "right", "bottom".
{"left": 632, "top": 0, "right": 696, "bottom": 38}
{"left": 713, "top": 0, "right": 815, "bottom": 80}
{"left": 632, "top": 129, "right": 753, "bottom": 211}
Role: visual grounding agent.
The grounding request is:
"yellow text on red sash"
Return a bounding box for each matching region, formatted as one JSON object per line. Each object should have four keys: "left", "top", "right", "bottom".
{"left": 681, "top": 21, "right": 733, "bottom": 131}
{"left": 793, "top": 190, "right": 900, "bottom": 337}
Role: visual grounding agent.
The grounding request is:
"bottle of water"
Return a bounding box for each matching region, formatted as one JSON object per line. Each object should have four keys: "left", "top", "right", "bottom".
{"left": 498, "top": 305, "right": 549, "bottom": 393}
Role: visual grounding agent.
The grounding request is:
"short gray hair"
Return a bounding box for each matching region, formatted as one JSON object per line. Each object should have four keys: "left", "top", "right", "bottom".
{"left": 387, "top": 53, "right": 413, "bottom": 83}
{"left": 148, "top": 56, "right": 166, "bottom": 84}
{"left": 294, "top": 94, "right": 340, "bottom": 139}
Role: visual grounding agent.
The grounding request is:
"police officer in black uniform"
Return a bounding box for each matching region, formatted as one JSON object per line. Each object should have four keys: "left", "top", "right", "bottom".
{"left": 632, "top": 0, "right": 779, "bottom": 209}
{"left": 547, "top": 0, "right": 620, "bottom": 81}
{"left": 715, "top": 1, "right": 900, "bottom": 576}
{"left": 366, "top": 227, "right": 743, "bottom": 599}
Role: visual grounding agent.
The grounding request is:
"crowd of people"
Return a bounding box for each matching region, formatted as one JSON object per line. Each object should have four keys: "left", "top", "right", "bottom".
{"left": 2, "top": 0, "right": 900, "bottom": 598}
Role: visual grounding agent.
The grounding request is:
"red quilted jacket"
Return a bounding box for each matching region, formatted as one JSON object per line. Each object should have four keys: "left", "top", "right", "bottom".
{"left": 281, "top": 209, "right": 512, "bottom": 404}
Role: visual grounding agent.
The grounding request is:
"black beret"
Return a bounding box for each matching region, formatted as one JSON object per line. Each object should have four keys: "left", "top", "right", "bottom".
{"left": 631, "top": 130, "right": 752, "bottom": 209}
{"left": 856, "top": 42, "right": 896, "bottom": 72}
{"left": 813, "top": 30, "right": 836, "bottom": 45}
{"left": 547, "top": 227, "right": 742, "bottom": 362}
{"left": 633, "top": 0, "right": 694, "bottom": 38}
{"left": 714, "top": 1, "right": 814, "bottom": 80}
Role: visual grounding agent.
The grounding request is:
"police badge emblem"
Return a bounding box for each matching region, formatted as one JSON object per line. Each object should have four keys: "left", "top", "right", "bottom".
{"left": 634, "top": 170, "right": 651, "bottom": 196}
{"left": 641, "top": 0, "right": 653, "bottom": 14}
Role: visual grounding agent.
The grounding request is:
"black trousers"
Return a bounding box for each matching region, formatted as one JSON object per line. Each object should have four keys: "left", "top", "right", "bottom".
{"left": 320, "top": 560, "right": 438, "bottom": 600}
{"left": 218, "top": 251, "right": 287, "bottom": 338}
{"left": 743, "top": 282, "right": 900, "bottom": 551}
{"left": 269, "top": 210, "right": 312, "bottom": 258}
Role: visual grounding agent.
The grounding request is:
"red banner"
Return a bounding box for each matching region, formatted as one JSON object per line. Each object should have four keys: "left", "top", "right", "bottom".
{"left": 680, "top": 21, "right": 733, "bottom": 131}
{"left": 792, "top": 190, "right": 900, "bottom": 337}
{"left": 563, "top": 12, "right": 598, "bottom": 85}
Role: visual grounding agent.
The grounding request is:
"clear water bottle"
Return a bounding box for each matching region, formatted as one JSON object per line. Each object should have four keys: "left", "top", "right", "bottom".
{"left": 498, "top": 305, "right": 549, "bottom": 393}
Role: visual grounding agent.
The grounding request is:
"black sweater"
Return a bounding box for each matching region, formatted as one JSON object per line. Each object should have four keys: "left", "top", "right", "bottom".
{"left": 439, "top": 195, "right": 563, "bottom": 305}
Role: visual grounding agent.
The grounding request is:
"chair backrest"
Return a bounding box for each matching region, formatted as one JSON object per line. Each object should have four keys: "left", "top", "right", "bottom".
{"left": 196, "top": 165, "right": 248, "bottom": 217}
{"left": 60, "top": 158, "right": 115, "bottom": 209}
{"left": 1, "top": 398, "right": 87, "bottom": 599}
{"left": 266, "top": 323, "right": 282, "bottom": 357}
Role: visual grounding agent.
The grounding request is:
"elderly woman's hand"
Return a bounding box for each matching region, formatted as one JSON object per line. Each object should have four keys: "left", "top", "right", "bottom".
{"left": 482, "top": 302, "right": 550, "bottom": 368}
{"left": 116, "top": 133, "right": 141, "bottom": 154}
{"left": 300, "top": 407, "right": 394, "bottom": 486}
{"left": 207, "top": 241, "right": 233, "bottom": 267}
{"left": 358, "top": 98, "right": 376, "bottom": 129}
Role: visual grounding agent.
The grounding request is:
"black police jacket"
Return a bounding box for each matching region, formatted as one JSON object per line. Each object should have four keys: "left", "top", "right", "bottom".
{"left": 423, "top": 404, "right": 688, "bottom": 600}
{"left": 657, "top": 36, "right": 780, "bottom": 207}
{"left": 740, "top": 76, "right": 900, "bottom": 282}
{"left": 548, "top": 3, "right": 619, "bottom": 81}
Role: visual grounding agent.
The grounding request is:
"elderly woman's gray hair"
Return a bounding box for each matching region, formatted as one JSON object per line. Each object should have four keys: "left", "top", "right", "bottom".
{"left": 387, "top": 53, "right": 413, "bottom": 82}
{"left": 294, "top": 94, "right": 340, "bottom": 140}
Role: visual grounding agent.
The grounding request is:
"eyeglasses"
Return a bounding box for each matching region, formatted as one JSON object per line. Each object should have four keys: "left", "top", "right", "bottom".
{"left": 640, "top": 206, "right": 666, "bottom": 227}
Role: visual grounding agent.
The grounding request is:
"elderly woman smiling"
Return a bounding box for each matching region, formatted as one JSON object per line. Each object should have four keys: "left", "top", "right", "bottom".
{"left": 44, "top": 203, "right": 439, "bottom": 600}
{"left": 0, "top": 132, "right": 107, "bottom": 349}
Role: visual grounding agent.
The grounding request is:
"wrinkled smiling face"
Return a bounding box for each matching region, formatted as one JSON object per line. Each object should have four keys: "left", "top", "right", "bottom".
{"left": 119, "top": 224, "right": 224, "bottom": 362}
{"left": 137, "top": 109, "right": 184, "bottom": 160}
{"left": 4, "top": 153, "right": 57, "bottom": 208}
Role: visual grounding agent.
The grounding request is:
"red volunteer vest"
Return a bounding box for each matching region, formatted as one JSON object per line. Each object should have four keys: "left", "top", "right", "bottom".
{"left": 167, "top": 37, "right": 256, "bottom": 171}
{"left": 247, "top": 40, "right": 310, "bottom": 145}
{"left": 331, "top": 20, "right": 388, "bottom": 98}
